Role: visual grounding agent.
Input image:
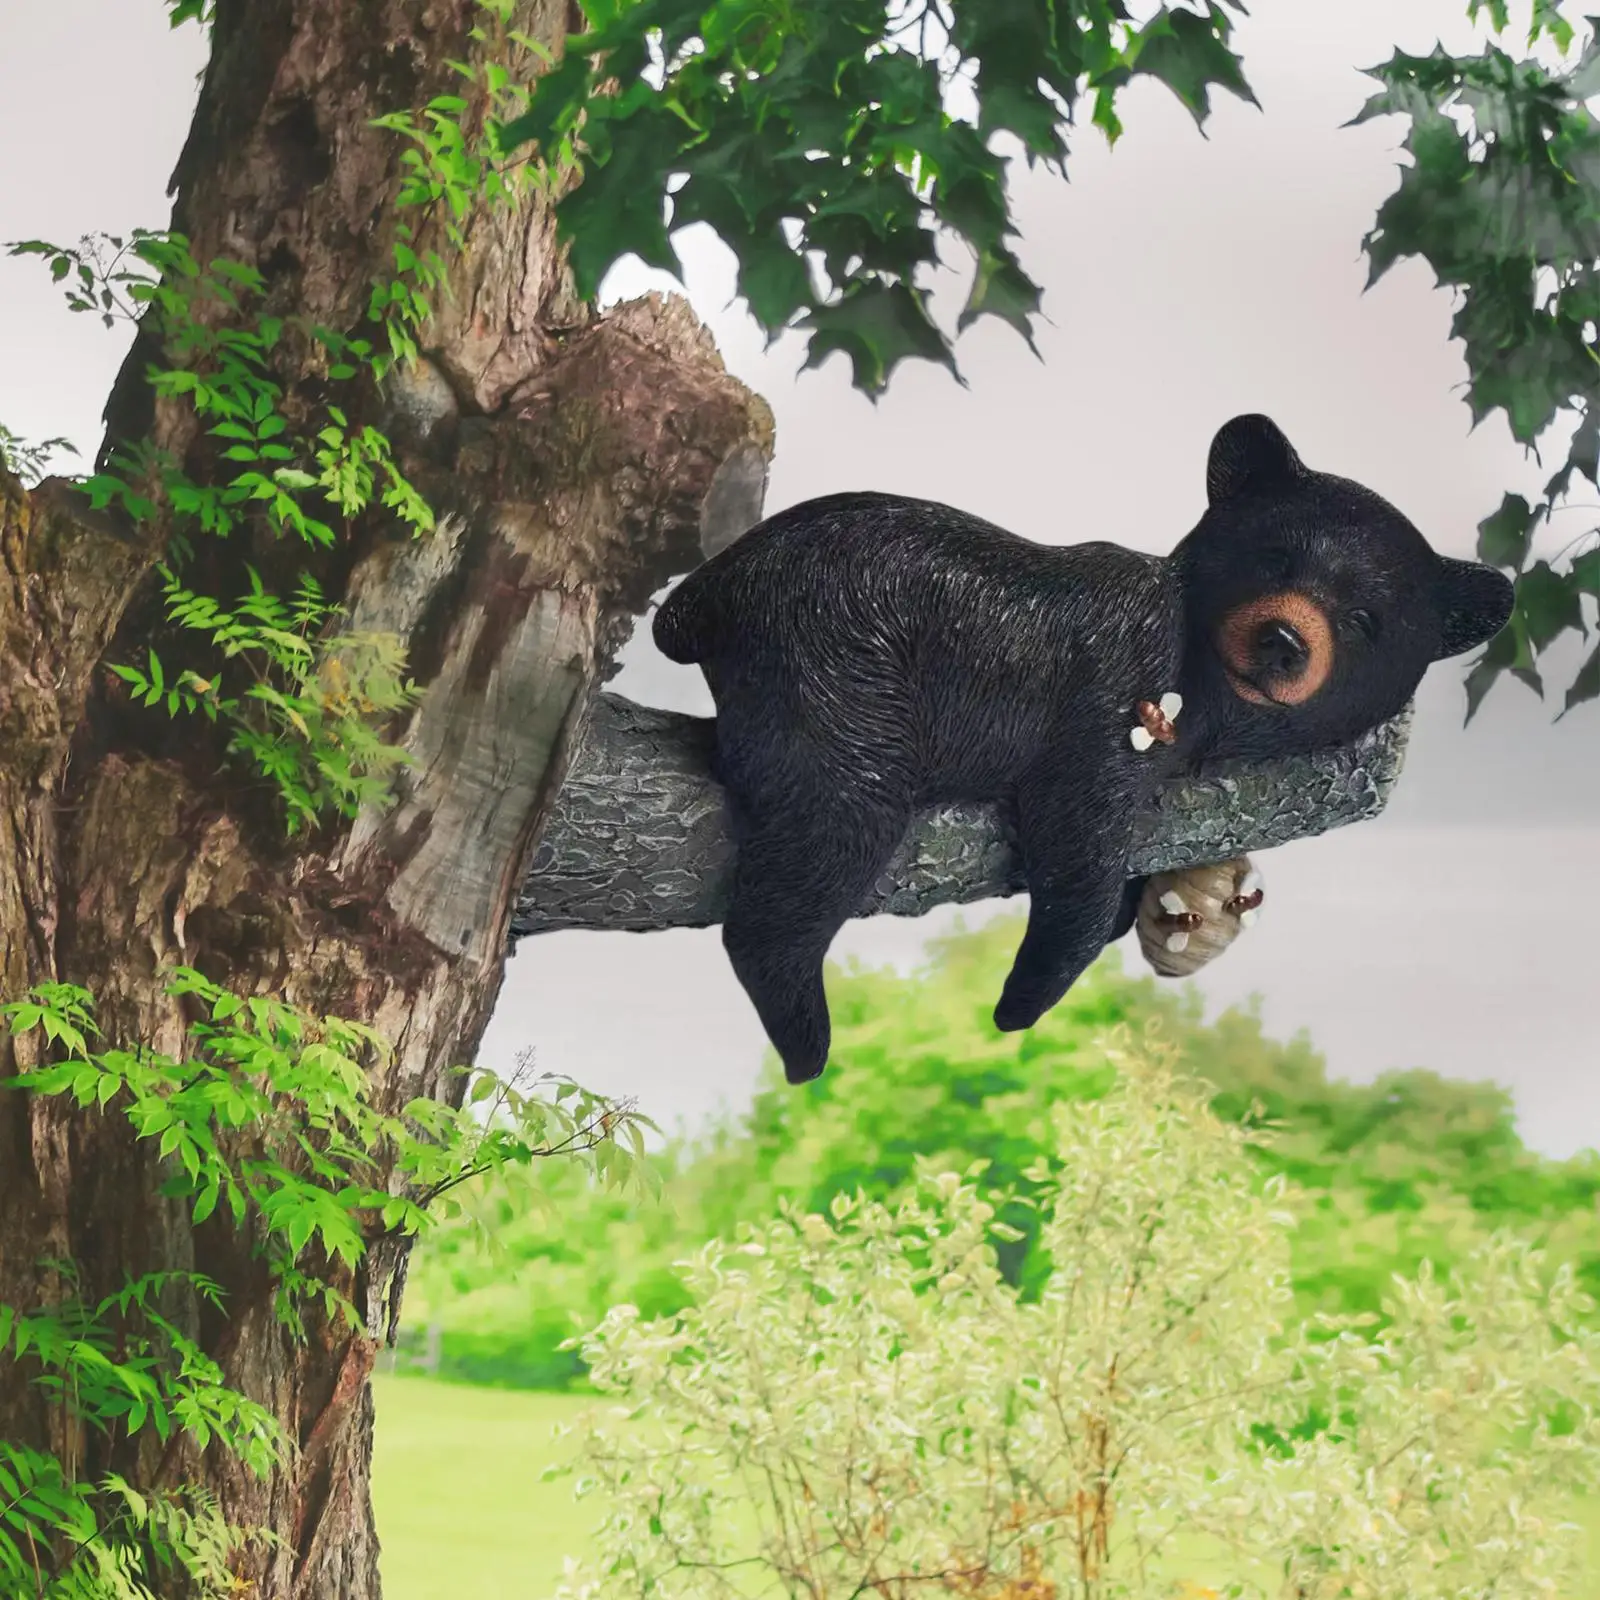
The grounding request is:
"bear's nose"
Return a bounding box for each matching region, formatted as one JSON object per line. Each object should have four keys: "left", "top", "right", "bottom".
{"left": 1252, "top": 619, "right": 1310, "bottom": 678}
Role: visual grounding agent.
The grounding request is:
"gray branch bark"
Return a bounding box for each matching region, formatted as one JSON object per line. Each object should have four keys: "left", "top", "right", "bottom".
{"left": 511, "top": 694, "right": 1413, "bottom": 939}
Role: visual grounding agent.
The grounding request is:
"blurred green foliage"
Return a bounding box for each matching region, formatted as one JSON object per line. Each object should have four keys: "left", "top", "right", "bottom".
{"left": 406, "top": 914, "right": 1600, "bottom": 1388}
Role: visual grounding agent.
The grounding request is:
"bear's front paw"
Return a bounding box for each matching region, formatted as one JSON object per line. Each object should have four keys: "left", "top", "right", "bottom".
{"left": 783, "top": 1052, "right": 828, "bottom": 1086}
{"left": 992, "top": 990, "right": 1045, "bottom": 1033}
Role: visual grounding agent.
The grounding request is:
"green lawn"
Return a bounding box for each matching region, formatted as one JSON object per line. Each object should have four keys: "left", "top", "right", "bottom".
{"left": 372, "top": 1375, "right": 599, "bottom": 1600}
{"left": 373, "top": 1374, "right": 1600, "bottom": 1600}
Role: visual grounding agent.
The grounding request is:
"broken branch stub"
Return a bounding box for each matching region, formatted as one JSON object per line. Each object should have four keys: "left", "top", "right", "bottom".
{"left": 510, "top": 694, "right": 1412, "bottom": 939}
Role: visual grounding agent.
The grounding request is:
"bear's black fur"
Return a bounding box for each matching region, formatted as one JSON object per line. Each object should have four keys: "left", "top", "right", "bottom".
{"left": 654, "top": 415, "right": 1514, "bottom": 1085}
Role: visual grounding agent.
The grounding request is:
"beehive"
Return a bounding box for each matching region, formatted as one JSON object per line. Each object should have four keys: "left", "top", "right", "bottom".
{"left": 1136, "top": 856, "right": 1263, "bottom": 978}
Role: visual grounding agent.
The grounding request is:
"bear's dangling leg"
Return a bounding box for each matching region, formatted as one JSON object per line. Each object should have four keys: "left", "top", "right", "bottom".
{"left": 993, "top": 757, "right": 1140, "bottom": 1033}
{"left": 721, "top": 798, "right": 911, "bottom": 1084}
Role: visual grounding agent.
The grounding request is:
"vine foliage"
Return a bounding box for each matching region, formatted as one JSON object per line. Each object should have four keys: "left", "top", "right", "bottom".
{"left": 0, "top": 977, "right": 654, "bottom": 1596}
{"left": 3, "top": 229, "right": 437, "bottom": 834}
{"left": 6, "top": 0, "right": 564, "bottom": 834}
{"left": 0, "top": 425, "right": 77, "bottom": 484}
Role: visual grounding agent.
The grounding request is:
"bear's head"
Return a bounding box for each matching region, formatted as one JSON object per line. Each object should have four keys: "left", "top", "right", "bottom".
{"left": 1173, "top": 414, "right": 1514, "bottom": 762}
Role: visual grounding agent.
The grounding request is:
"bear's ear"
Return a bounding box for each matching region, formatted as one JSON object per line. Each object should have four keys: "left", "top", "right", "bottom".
{"left": 1434, "top": 556, "right": 1515, "bottom": 660}
{"left": 1206, "top": 415, "right": 1306, "bottom": 505}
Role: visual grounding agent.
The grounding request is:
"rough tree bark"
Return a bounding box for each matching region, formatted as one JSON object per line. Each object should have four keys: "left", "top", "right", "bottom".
{"left": 0, "top": 5, "right": 1414, "bottom": 1597}
{"left": 0, "top": 4, "right": 771, "bottom": 1597}
{"left": 514, "top": 697, "right": 1411, "bottom": 935}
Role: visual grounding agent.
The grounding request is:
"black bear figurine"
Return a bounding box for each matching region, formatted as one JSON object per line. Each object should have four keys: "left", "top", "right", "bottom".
{"left": 653, "top": 415, "right": 1513, "bottom": 1085}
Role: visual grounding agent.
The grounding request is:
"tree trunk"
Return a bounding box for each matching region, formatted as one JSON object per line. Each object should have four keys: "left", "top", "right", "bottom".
{"left": 0, "top": 4, "right": 770, "bottom": 1596}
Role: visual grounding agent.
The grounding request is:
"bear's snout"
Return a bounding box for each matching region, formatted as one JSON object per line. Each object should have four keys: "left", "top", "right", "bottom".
{"left": 1216, "top": 591, "right": 1334, "bottom": 707}
{"left": 1252, "top": 618, "right": 1310, "bottom": 679}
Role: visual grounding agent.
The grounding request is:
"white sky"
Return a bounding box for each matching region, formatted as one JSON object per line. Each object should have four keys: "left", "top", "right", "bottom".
{"left": 1, "top": 1, "right": 1596, "bottom": 1157}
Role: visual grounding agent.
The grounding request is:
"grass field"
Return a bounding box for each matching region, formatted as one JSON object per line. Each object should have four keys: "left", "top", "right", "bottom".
{"left": 372, "top": 1375, "right": 598, "bottom": 1600}
{"left": 372, "top": 1373, "right": 1600, "bottom": 1600}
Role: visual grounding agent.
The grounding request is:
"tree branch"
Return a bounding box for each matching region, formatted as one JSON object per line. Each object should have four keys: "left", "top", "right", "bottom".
{"left": 330, "top": 297, "right": 773, "bottom": 965}
{"left": 511, "top": 694, "right": 1413, "bottom": 939}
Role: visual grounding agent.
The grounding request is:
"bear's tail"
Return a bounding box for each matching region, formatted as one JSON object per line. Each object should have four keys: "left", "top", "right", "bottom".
{"left": 652, "top": 570, "right": 718, "bottom": 665}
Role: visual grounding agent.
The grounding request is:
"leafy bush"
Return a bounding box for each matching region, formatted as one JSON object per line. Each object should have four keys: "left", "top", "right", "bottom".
{"left": 551, "top": 1040, "right": 1600, "bottom": 1600}
{"left": 407, "top": 916, "right": 1600, "bottom": 1387}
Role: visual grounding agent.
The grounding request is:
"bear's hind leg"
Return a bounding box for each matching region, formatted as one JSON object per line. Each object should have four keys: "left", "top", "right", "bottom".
{"left": 721, "top": 799, "right": 910, "bottom": 1085}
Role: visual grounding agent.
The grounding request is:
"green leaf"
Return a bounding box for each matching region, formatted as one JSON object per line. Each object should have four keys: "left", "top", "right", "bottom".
{"left": 1121, "top": 5, "right": 1259, "bottom": 128}
{"left": 1528, "top": 0, "right": 1576, "bottom": 50}
{"left": 1477, "top": 493, "right": 1538, "bottom": 570}
{"left": 559, "top": 128, "right": 685, "bottom": 301}
{"left": 1560, "top": 640, "right": 1600, "bottom": 716}
{"left": 1570, "top": 543, "right": 1600, "bottom": 596}
{"left": 1453, "top": 296, "right": 1591, "bottom": 447}
{"left": 958, "top": 246, "right": 1042, "bottom": 351}
{"left": 1515, "top": 561, "right": 1584, "bottom": 651}
{"left": 978, "top": 81, "right": 1071, "bottom": 163}
{"left": 670, "top": 174, "right": 813, "bottom": 331}
{"left": 1464, "top": 619, "right": 1517, "bottom": 723}
{"left": 2, "top": 1002, "right": 44, "bottom": 1036}
{"left": 800, "top": 282, "right": 959, "bottom": 399}
{"left": 1545, "top": 410, "right": 1600, "bottom": 500}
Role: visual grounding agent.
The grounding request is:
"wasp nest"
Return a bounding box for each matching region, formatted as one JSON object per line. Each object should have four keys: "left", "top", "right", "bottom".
{"left": 1136, "top": 856, "right": 1264, "bottom": 978}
